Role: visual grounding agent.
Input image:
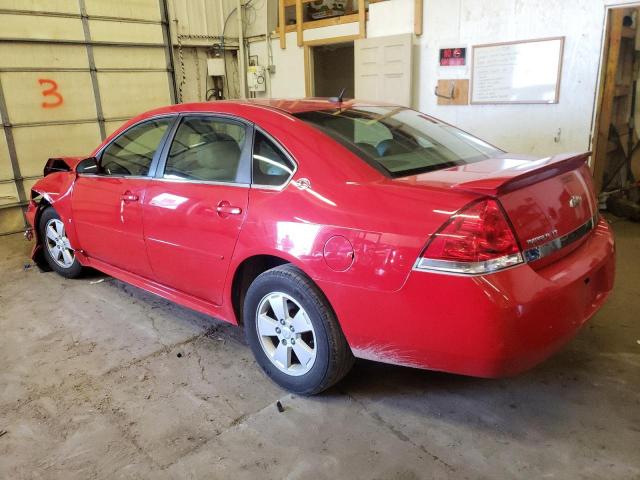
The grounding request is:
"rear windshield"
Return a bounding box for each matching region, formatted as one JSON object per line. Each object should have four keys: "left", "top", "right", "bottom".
{"left": 293, "top": 106, "right": 502, "bottom": 177}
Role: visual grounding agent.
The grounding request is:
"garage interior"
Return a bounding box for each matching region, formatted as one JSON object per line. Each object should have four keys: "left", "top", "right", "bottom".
{"left": 311, "top": 42, "right": 355, "bottom": 98}
{"left": 1, "top": 0, "right": 639, "bottom": 479}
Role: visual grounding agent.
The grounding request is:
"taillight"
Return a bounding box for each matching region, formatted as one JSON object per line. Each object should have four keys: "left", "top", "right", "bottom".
{"left": 414, "top": 198, "right": 523, "bottom": 274}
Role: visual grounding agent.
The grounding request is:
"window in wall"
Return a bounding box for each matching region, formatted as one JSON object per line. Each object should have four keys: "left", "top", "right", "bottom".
{"left": 252, "top": 131, "right": 295, "bottom": 187}
{"left": 100, "top": 118, "right": 172, "bottom": 176}
{"left": 164, "top": 117, "right": 247, "bottom": 182}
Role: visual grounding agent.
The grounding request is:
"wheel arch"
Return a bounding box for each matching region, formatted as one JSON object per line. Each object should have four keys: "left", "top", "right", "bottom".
{"left": 230, "top": 253, "right": 331, "bottom": 327}
{"left": 30, "top": 191, "right": 53, "bottom": 269}
{"left": 231, "top": 254, "right": 290, "bottom": 326}
{"left": 28, "top": 173, "right": 79, "bottom": 265}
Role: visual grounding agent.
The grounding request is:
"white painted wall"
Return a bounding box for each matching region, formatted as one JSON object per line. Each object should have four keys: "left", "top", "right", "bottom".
{"left": 367, "top": 0, "right": 414, "bottom": 38}
{"left": 248, "top": 23, "right": 360, "bottom": 99}
{"left": 405, "top": 0, "right": 609, "bottom": 155}
{"left": 248, "top": 0, "right": 640, "bottom": 156}
{"left": 249, "top": 32, "right": 306, "bottom": 98}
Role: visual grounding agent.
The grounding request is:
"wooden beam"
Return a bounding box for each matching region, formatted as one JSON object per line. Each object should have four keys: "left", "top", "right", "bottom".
{"left": 621, "top": 26, "right": 636, "bottom": 38}
{"left": 592, "top": 8, "right": 625, "bottom": 193}
{"left": 303, "top": 34, "right": 361, "bottom": 47}
{"left": 296, "top": 0, "right": 303, "bottom": 47}
{"left": 279, "top": 0, "right": 286, "bottom": 49}
{"left": 614, "top": 84, "right": 631, "bottom": 97}
{"left": 276, "top": 12, "right": 367, "bottom": 34}
{"left": 414, "top": 0, "right": 423, "bottom": 36}
{"left": 358, "top": 0, "right": 366, "bottom": 38}
{"left": 304, "top": 45, "right": 312, "bottom": 96}
{"left": 284, "top": 0, "right": 388, "bottom": 7}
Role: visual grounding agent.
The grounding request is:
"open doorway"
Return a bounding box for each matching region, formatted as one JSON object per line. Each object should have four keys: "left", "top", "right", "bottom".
{"left": 592, "top": 6, "right": 640, "bottom": 218}
{"left": 309, "top": 42, "right": 354, "bottom": 98}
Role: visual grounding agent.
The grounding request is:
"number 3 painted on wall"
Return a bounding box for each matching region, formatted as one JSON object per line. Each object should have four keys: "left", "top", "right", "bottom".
{"left": 38, "top": 79, "right": 64, "bottom": 108}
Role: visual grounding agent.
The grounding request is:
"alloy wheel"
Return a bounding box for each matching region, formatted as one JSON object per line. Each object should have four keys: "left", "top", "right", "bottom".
{"left": 256, "top": 292, "right": 317, "bottom": 376}
{"left": 45, "top": 218, "right": 74, "bottom": 268}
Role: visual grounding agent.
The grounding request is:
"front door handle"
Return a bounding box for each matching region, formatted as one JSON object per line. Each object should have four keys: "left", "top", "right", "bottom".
{"left": 216, "top": 200, "right": 242, "bottom": 216}
{"left": 121, "top": 192, "right": 139, "bottom": 202}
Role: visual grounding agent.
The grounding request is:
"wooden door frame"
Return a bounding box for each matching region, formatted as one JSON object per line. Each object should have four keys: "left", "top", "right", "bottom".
{"left": 304, "top": 38, "right": 356, "bottom": 97}
{"left": 591, "top": 3, "right": 639, "bottom": 193}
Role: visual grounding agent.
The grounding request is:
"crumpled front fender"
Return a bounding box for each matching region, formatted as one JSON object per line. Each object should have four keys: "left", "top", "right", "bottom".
{"left": 26, "top": 171, "right": 78, "bottom": 269}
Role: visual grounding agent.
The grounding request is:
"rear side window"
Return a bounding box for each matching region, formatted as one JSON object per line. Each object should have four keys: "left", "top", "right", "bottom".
{"left": 100, "top": 118, "right": 172, "bottom": 176}
{"left": 252, "top": 131, "right": 295, "bottom": 187}
{"left": 293, "top": 107, "right": 502, "bottom": 177}
{"left": 164, "top": 117, "right": 246, "bottom": 183}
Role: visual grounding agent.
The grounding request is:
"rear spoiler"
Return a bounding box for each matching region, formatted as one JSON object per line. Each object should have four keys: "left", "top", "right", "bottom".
{"left": 452, "top": 153, "right": 590, "bottom": 196}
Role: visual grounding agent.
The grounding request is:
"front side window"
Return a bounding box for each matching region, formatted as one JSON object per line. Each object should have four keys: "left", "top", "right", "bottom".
{"left": 293, "top": 107, "right": 502, "bottom": 177}
{"left": 100, "top": 118, "right": 172, "bottom": 176}
{"left": 164, "top": 117, "right": 246, "bottom": 182}
{"left": 252, "top": 131, "right": 295, "bottom": 187}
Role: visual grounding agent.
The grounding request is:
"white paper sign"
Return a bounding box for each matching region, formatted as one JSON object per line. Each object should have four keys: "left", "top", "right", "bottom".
{"left": 471, "top": 37, "right": 564, "bottom": 104}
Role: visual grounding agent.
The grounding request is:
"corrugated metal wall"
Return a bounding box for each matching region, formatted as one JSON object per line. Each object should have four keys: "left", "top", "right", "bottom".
{"left": 168, "top": 0, "right": 271, "bottom": 102}
{"left": 168, "top": 0, "right": 270, "bottom": 41}
{"left": 0, "top": 0, "right": 176, "bottom": 234}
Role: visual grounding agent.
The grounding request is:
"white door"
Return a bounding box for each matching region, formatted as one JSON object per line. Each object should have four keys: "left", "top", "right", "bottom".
{"left": 354, "top": 33, "right": 413, "bottom": 107}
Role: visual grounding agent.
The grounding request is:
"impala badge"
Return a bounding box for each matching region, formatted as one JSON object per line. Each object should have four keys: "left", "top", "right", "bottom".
{"left": 526, "top": 229, "right": 559, "bottom": 246}
{"left": 569, "top": 195, "right": 582, "bottom": 208}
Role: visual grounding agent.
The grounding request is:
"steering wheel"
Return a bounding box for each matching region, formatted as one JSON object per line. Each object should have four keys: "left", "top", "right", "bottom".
{"left": 103, "top": 161, "right": 132, "bottom": 176}
{"left": 355, "top": 142, "right": 380, "bottom": 158}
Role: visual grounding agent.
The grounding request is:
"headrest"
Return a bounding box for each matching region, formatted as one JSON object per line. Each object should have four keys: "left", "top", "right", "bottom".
{"left": 196, "top": 140, "right": 241, "bottom": 169}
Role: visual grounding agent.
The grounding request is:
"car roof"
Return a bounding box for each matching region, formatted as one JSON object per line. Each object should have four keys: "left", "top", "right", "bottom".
{"left": 104, "top": 98, "right": 408, "bottom": 156}
{"left": 135, "top": 98, "right": 402, "bottom": 120}
{"left": 237, "top": 98, "right": 400, "bottom": 114}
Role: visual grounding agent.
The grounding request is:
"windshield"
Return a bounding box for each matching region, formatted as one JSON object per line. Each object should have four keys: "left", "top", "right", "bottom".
{"left": 293, "top": 106, "right": 502, "bottom": 177}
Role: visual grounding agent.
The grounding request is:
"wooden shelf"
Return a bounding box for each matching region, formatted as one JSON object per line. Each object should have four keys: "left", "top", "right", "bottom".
{"left": 621, "top": 26, "right": 636, "bottom": 38}
{"left": 277, "top": 12, "right": 363, "bottom": 34}
{"left": 283, "top": 0, "right": 386, "bottom": 6}
{"left": 277, "top": 0, "right": 391, "bottom": 49}
{"left": 614, "top": 84, "right": 632, "bottom": 97}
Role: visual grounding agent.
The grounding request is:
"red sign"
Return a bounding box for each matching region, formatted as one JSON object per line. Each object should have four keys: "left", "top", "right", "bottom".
{"left": 439, "top": 48, "right": 466, "bottom": 67}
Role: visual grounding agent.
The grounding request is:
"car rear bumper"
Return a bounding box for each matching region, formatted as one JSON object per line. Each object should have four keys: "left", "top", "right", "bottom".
{"left": 320, "top": 218, "right": 615, "bottom": 377}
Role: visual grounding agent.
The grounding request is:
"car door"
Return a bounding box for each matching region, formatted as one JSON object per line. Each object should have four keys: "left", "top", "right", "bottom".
{"left": 142, "top": 115, "right": 252, "bottom": 305}
{"left": 72, "top": 116, "right": 175, "bottom": 278}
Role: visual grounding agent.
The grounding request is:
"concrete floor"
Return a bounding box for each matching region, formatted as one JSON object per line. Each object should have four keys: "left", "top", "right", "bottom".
{"left": 0, "top": 218, "right": 638, "bottom": 480}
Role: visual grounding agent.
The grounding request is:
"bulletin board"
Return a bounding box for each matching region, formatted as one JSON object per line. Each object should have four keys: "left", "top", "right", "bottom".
{"left": 470, "top": 37, "right": 564, "bottom": 104}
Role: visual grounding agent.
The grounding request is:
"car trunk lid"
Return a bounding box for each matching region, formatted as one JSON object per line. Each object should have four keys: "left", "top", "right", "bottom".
{"left": 398, "top": 152, "right": 598, "bottom": 268}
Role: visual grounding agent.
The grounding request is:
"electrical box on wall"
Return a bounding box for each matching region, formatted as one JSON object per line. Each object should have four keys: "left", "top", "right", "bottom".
{"left": 207, "top": 58, "right": 225, "bottom": 77}
{"left": 247, "top": 65, "right": 266, "bottom": 92}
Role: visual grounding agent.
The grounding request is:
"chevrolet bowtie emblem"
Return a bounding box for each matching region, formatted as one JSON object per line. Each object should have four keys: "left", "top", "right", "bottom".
{"left": 569, "top": 195, "right": 582, "bottom": 208}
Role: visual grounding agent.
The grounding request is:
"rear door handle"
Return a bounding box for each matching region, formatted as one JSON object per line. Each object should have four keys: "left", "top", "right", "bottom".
{"left": 216, "top": 200, "right": 242, "bottom": 216}
{"left": 121, "top": 192, "right": 139, "bottom": 202}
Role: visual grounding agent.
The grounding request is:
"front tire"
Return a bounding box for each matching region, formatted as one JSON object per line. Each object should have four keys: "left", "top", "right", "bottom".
{"left": 39, "top": 207, "right": 83, "bottom": 278}
{"left": 244, "top": 264, "right": 354, "bottom": 395}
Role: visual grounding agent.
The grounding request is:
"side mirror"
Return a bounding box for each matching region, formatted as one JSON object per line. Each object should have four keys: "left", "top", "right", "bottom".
{"left": 76, "top": 157, "right": 100, "bottom": 174}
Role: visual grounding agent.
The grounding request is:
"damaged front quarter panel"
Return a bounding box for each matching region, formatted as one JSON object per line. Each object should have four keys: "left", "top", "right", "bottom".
{"left": 26, "top": 161, "right": 81, "bottom": 269}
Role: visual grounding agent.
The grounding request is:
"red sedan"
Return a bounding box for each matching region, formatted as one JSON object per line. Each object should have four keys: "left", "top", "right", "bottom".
{"left": 25, "top": 99, "right": 615, "bottom": 394}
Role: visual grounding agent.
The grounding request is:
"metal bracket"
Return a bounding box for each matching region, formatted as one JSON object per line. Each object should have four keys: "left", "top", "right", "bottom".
{"left": 434, "top": 82, "right": 455, "bottom": 100}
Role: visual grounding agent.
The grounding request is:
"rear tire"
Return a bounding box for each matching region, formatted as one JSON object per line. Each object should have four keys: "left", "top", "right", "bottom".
{"left": 244, "top": 264, "right": 354, "bottom": 395}
{"left": 39, "top": 207, "right": 83, "bottom": 278}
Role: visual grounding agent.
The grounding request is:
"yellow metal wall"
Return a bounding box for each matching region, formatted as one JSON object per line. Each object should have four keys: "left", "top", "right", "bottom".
{"left": 0, "top": 0, "right": 175, "bottom": 234}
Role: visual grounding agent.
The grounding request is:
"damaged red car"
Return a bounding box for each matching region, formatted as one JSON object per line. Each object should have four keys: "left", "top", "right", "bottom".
{"left": 25, "top": 99, "right": 615, "bottom": 394}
